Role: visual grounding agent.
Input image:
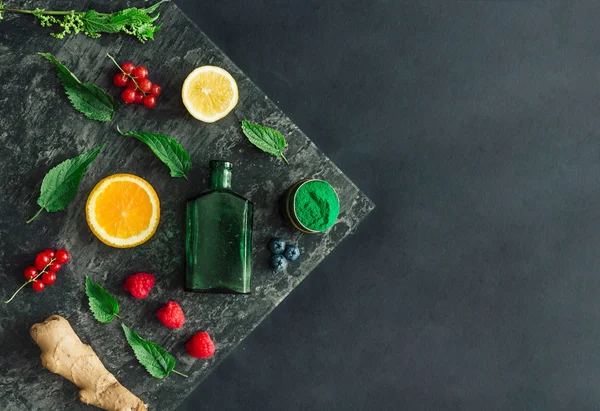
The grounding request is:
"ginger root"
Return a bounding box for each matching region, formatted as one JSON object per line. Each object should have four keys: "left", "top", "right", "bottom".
{"left": 30, "top": 315, "right": 146, "bottom": 411}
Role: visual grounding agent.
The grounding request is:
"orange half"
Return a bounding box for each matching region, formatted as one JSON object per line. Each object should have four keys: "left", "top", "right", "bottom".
{"left": 86, "top": 174, "right": 160, "bottom": 248}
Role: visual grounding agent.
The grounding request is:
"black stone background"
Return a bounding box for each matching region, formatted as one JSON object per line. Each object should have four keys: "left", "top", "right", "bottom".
{"left": 177, "top": 1, "right": 600, "bottom": 410}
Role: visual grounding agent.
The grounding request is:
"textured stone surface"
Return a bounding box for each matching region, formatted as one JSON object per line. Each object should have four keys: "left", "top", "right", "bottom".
{"left": 0, "top": 1, "right": 373, "bottom": 410}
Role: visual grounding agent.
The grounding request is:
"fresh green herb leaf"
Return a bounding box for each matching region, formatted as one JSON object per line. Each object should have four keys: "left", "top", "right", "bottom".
{"left": 0, "top": 1, "right": 167, "bottom": 42}
{"left": 27, "top": 145, "right": 103, "bottom": 223}
{"left": 241, "top": 120, "right": 289, "bottom": 164}
{"left": 39, "top": 53, "right": 119, "bottom": 122}
{"left": 117, "top": 127, "right": 191, "bottom": 179}
{"left": 82, "top": 10, "right": 122, "bottom": 34}
{"left": 85, "top": 276, "right": 120, "bottom": 324}
{"left": 121, "top": 323, "right": 177, "bottom": 379}
{"left": 106, "top": 2, "right": 164, "bottom": 43}
{"left": 134, "top": 22, "right": 161, "bottom": 41}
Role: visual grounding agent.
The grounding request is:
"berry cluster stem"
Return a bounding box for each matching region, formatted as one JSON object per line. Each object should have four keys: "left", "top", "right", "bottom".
{"left": 106, "top": 53, "right": 147, "bottom": 95}
{"left": 5, "top": 258, "right": 55, "bottom": 304}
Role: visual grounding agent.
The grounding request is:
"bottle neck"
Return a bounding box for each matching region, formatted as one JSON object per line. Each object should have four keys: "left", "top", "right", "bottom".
{"left": 210, "top": 168, "right": 232, "bottom": 190}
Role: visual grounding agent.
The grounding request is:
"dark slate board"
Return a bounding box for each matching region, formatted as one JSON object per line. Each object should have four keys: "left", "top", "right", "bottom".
{"left": 0, "top": 1, "right": 373, "bottom": 410}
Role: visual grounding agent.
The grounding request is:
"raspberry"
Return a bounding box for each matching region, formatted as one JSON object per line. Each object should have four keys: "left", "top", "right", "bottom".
{"left": 157, "top": 301, "right": 185, "bottom": 328}
{"left": 186, "top": 331, "right": 215, "bottom": 359}
{"left": 123, "top": 273, "right": 155, "bottom": 299}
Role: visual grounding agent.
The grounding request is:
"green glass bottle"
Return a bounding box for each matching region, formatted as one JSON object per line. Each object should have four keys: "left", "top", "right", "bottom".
{"left": 185, "top": 161, "right": 253, "bottom": 293}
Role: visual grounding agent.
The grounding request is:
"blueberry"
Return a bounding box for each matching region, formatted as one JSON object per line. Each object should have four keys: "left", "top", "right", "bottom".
{"left": 283, "top": 244, "right": 300, "bottom": 261}
{"left": 269, "top": 238, "right": 286, "bottom": 255}
{"left": 269, "top": 254, "right": 288, "bottom": 273}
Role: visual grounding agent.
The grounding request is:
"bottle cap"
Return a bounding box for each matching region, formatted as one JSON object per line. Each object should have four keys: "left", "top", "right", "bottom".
{"left": 209, "top": 160, "right": 233, "bottom": 170}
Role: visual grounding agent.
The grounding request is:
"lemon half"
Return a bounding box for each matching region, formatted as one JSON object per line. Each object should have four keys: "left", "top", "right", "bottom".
{"left": 182, "top": 66, "right": 239, "bottom": 123}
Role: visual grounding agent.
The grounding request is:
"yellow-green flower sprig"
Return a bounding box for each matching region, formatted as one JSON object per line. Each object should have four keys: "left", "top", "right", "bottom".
{"left": 0, "top": 1, "right": 168, "bottom": 43}
{"left": 32, "top": 9, "right": 88, "bottom": 39}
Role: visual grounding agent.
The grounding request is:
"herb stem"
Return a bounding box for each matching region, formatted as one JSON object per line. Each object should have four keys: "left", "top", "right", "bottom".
{"left": 26, "top": 206, "right": 44, "bottom": 224}
{"left": 280, "top": 153, "right": 290, "bottom": 165}
{"left": 172, "top": 369, "right": 189, "bottom": 378}
{"left": 115, "top": 313, "right": 123, "bottom": 320}
{"left": 0, "top": 8, "right": 82, "bottom": 16}
{"left": 5, "top": 258, "right": 55, "bottom": 304}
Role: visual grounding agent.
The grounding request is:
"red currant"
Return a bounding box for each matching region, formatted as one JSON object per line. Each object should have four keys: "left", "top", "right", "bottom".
{"left": 113, "top": 73, "right": 129, "bottom": 88}
{"left": 122, "top": 88, "right": 136, "bottom": 104}
{"left": 122, "top": 62, "right": 136, "bottom": 74}
{"left": 41, "top": 272, "right": 57, "bottom": 285}
{"left": 138, "top": 79, "right": 153, "bottom": 93}
{"left": 48, "top": 262, "right": 62, "bottom": 272}
{"left": 35, "top": 253, "right": 51, "bottom": 271}
{"left": 143, "top": 94, "right": 157, "bottom": 108}
{"left": 134, "top": 90, "right": 145, "bottom": 104}
{"left": 132, "top": 66, "right": 149, "bottom": 80}
{"left": 32, "top": 280, "right": 45, "bottom": 292}
{"left": 150, "top": 84, "right": 162, "bottom": 97}
{"left": 24, "top": 266, "right": 38, "bottom": 281}
{"left": 43, "top": 248, "right": 55, "bottom": 259}
{"left": 55, "top": 249, "right": 70, "bottom": 264}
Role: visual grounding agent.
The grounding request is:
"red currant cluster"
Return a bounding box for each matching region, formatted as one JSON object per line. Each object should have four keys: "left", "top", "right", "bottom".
{"left": 5, "top": 248, "right": 70, "bottom": 303}
{"left": 112, "top": 61, "right": 162, "bottom": 108}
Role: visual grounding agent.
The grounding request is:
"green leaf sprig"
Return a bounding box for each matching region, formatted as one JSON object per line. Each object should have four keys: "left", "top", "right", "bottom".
{"left": 241, "top": 120, "right": 289, "bottom": 164}
{"left": 117, "top": 127, "right": 192, "bottom": 179}
{"left": 85, "top": 277, "right": 187, "bottom": 379}
{"left": 40, "top": 53, "right": 119, "bottom": 122}
{"left": 122, "top": 324, "right": 187, "bottom": 379}
{"left": 0, "top": 1, "right": 168, "bottom": 42}
{"left": 85, "top": 276, "right": 121, "bottom": 323}
{"left": 27, "top": 145, "right": 103, "bottom": 223}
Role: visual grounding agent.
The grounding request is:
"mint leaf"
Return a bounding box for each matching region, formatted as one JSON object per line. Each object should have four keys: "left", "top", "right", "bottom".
{"left": 28, "top": 145, "right": 103, "bottom": 223}
{"left": 121, "top": 323, "right": 176, "bottom": 379}
{"left": 85, "top": 276, "right": 120, "bottom": 324}
{"left": 96, "top": 0, "right": 167, "bottom": 43}
{"left": 135, "top": 22, "right": 161, "bottom": 41}
{"left": 39, "top": 53, "right": 119, "bottom": 121}
{"left": 82, "top": 10, "right": 122, "bottom": 34}
{"left": 117, "top": 127, "right": 191, "bottom": 179}
{"left": 241, "top": 120, "right": 289, "bottom": 165}
{"left": 141, "top": 0, "right": 168, "bottom": 15}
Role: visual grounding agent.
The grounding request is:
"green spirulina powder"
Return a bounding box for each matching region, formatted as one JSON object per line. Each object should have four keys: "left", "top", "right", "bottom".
{"left": 294, "top": 180, "right": 340, "bottom": 232}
